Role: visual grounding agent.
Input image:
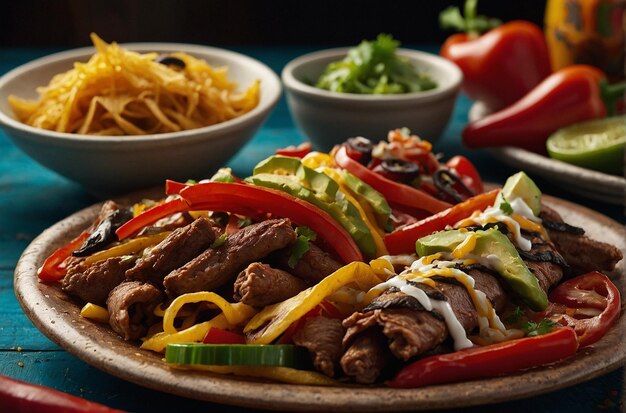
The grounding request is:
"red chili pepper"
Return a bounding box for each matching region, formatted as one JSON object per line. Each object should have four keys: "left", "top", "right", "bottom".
{"left": 388, "top": 327, "right": 578, "bottom": 388}
{"left": 179, "top": 182, "right": 363, "bottom": 264}
{"left": 540, "top": 272, "right": 621, "bottom": 348}
{"left": 0, "top": 374, "right": 124, "bottom": 413}
{"left": 37, "top": 230, "right": 92, "bottom": 282}
{"left": 334, "top": 146, "right": 452, "bottom": 215}
{"left": 115, "top": 197, "right": 190, "bottom": 240}
{"left": 202, "top": 327, "right": 247, "bottom": 345}
{"left": 463, "top": 65, "right": 626, "bottom": 154}
{"left": 439, "top": 0, "right": 551, "bottom": 112}
{"left": 445, "top": 155, "right": 483, "bottom": 196}
{"left": 275, "top": 142, "right": 313, "bottom": 158}
{"left": 384, "top": 189, "right": 499, "bottom": 255}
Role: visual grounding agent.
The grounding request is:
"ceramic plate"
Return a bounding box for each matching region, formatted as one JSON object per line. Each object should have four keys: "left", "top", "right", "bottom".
{"left": 14, "top": 193, "right": 626, "bottom": 412}
{"left": 468, "top": 102, "right": 626, "bottom": 206}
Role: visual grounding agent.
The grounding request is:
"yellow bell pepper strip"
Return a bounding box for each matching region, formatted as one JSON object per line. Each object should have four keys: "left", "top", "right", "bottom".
{"left": 141, "top": 315, "right": 230, "bottom": 352}
{"left": 79, "top": 303, "right": 109, "bottom": 323}
{"left": 169, "top": 364, "right": 337, "bottom": 386}
{"left": 82, "top": 231, "right": 171, "bottom": 265}
{"left": 163, "top": 292, "right": 256, "bottom": 335}
{"left": 244, "top": 262, "right": 383, "bottom": 344}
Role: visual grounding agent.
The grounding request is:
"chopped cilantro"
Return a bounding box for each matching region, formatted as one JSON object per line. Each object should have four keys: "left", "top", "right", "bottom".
{"left": 315, "top": 34, "right": 437, "bottom": 95}
{"left": 288, "top": 227, "right": 317, "bottom": 268}
{"left": 506, "top": 306, "right": 524, "bottom": 324}
{"left": 210, "top": 233, "right": 228, "bottom": 249}
{"left": 500, "top": 199, "right": 513, "bottom": 215}
{"left": 524, "top": 319, "right": 555, "bottom": 337}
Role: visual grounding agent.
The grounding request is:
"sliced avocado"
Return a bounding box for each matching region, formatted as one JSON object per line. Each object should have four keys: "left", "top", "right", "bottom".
{"left": 501, "top": 172, "right": 542, "bottom": 216}
{"left": 253, "top": 155, "right": 339, "bottom": 201}
{"left": 246, "top": 173, "right": 377, "bottom": 259}
{"left": 416, "top": 228, "right": 548, "bottom": 311}
{"left": 340, "top": 170, "right": 391, "bottom": 228}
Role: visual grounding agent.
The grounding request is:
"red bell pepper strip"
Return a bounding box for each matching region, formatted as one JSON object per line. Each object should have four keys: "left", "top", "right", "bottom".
{"left": 384, "top": 189, "right": 499, "bottom": 255}
{"left": 463, "top": 65, "right": 626, "bottom": 154}
{"left": 388, "top": 326, "right": 578, "bottom": 388}
{"left": 440, "top": 0, "right": 552, "bottom": 112}
{"left": 116, "top": 197, "right": 190, "bottom": 240}
{"left": 275, "top": 142, "right": 312, "bottom": 158}
{"left": 165, "top": 179, "right": 189, "bottom": 195}
{"left": 334, "top": 146, "right": 452, "bottom": 215}
{"left": 179, "top": 182, "right": 363, "bottom": 264}
{"left": 0, "top": 374, "right": 124, "bottom": 413}
{"left": 203, "top": 327, "right": 247, "bottom": 345}
{"left": 37, "top": 230, "right": 92, "bottom": 282}
{"left": 540, "top": 271, "right": 621, "bottom": 348}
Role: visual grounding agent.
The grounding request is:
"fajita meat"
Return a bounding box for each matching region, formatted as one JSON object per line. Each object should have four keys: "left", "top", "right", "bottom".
{"left": 272, "top": 242, "right": 342, "bottom": 284}
{"left": 340, "top": 329, "right": 391, "bottom": 384}
{"left": 126, "top": 217, "right": 216, "bottom": 285}
{"left": 233, "top": 262, "right": 308, "bottom": 307}
{"left": 106, "top": 281, "right": 163, "bottom": 341}
{"left": 62, "top": 256, "right": 134, "bottom": 306}
{"left": 540, "top": 205, "right": 623, "bottom": 274}
{"left": 163, "top": 218, "right": 297, "bottom": 296}
{"left": 293, "top": 316, "right": 345, "bottom": 377}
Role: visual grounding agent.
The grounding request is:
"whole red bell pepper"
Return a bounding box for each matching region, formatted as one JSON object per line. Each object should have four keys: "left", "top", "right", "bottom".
{"left": 463, "top": 65, "right": 626, "bottom": 154}
{"left": 440, "top": 0, "right": 552, "bottom": 111}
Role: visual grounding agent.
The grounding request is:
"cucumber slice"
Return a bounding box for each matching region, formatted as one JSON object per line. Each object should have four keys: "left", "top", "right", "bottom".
{"left": 165, "top": 343, "right": 307, "bottom": 368}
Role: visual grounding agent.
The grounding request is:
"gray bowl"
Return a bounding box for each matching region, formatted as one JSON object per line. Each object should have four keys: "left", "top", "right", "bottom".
{"left": 282, "top": 47, "right": 463, "bottom": 151}
{"left": 0, "top": 43, "right": 282, "bottom": 195}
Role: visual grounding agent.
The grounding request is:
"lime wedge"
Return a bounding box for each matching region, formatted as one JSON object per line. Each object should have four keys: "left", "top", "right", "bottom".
{"left": 546, "top": 116, "right": 626, "bottom": 174}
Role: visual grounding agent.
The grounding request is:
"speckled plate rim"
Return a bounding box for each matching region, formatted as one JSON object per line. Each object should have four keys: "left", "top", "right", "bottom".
{"left": 468, "top": 102, "right": 626, "bottom": 206}
{"left": 14, "top": 192, "right": 626, "bottom": 412}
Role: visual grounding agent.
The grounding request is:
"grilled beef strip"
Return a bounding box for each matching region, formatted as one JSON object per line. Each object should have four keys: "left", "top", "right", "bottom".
{"left": 233, "top": 262, "right": 308, "bottom": 307}
{"left": 106, "top": 281, "right": 163, "bottom": 341}
{"left": 340, "top": 328, "right": 392, "bottom": 384}
{"left": 540, "top": 205, "right": 623, "bottom": 274}
{"left": 272, "top": 243, "right": 343, "bottom": 284}
{"left": 163, "top": 218, "right": 297, "bottom": 296}
{"left": 293, "top": 316, "right": 346, "bottom": 377}
{"left": 126, "top": 217, "right": 217, "bottom": 285}
{"left": 62, "top": 256, "right": 134, "bottom": 306}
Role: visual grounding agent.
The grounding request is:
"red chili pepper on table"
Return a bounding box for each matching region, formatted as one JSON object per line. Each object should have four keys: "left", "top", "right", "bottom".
{"left": 387, "top": 327, "right": 578, "bottom": 388}
{"left": 463, "top": 65, "right": 626, "bottom": 154}
{"left": 384, "top": 189, "right": 499, "bottom": 255}
{"left": 0, "top": 374, "right": 124, "bottom": 413}
{"left": 539, "top": 271, "right": 621, "bottom": 348}
{"left": 439, "top": 0, "right": 552, "bottom": 112}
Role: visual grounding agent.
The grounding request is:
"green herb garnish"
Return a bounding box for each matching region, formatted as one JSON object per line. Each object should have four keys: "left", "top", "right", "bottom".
{"left": 288, "top": 227, "right": 318, "bottom": 268}
{"left": 315, "top": 34, "right": 437, "bottom": 95}
{"left": 500, "top": 199, "right": 514, "bottom": 215}
{"left": 506, "top": 306, "right": 524, "bottom": 324}
{"left": 210, "top": 233, "right": 228, "bottom": 249}
{"left": 237, "top": 217, "right": 252, "bottom": 228}
{"left": 524, "top": 319, "right": 555, "bottom": 337}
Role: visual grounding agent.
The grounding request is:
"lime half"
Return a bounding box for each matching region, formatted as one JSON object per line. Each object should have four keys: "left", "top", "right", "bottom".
{"left": 546, "top": 116, "right": 626, "bottom": 174}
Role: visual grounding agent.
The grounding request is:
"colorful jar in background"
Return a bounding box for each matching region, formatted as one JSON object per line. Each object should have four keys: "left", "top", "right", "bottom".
{"left": 545, "top": 0, "right": 625, "bottom": 81}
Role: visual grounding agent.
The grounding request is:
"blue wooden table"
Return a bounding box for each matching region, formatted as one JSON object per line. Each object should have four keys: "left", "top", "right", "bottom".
{"left": 0, "top": 46, "right": 624, "bottom": 413}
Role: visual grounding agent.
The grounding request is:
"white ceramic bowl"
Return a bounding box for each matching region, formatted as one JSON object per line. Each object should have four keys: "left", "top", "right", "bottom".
{"left": 282, "top": 47, "right": 463, "bottom": 151}
{"left": 0, "top": 43, "right": 281, "bottom": 194}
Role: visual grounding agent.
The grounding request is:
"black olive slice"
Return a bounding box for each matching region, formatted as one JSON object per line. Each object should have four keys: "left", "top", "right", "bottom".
{"left": 155, "top": 55, "right": 186, "bottom": 69}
